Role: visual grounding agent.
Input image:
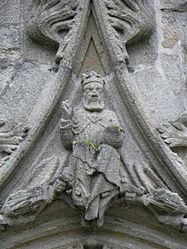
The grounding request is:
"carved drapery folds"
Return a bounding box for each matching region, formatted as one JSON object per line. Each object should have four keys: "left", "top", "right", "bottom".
{"left": 1, "top": 73, "right": 187, "bottom": 232}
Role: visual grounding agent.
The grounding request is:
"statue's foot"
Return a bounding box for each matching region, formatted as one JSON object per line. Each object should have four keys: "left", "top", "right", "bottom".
{"left": 81, "top": 217, "right": 90, "bottom": 227}
{"left": 97, "top": 216, "right": 104, "bottom": 227}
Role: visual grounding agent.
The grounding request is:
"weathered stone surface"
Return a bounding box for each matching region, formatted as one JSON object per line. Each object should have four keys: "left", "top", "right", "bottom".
{"left": 1, "top": 0, "right": 187, "bottom": 248}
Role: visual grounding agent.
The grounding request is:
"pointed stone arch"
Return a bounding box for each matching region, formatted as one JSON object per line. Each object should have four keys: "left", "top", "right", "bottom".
{"left": 1, "top": 1, "right": 187, "bottom": 246}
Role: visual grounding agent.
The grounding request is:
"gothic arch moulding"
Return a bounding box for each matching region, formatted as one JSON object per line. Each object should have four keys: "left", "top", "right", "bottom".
{"left": 0, "top": 0, "right": 187, "bottom": 248}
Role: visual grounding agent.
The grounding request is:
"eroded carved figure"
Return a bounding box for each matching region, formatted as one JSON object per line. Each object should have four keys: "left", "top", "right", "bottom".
{"left": 60, "top": 72, "right": 130, "bottom": 226}
{"left": 1, "top": 73, "right": 187, "bottom": 231}
{"left": 59, "top": 72, "right": 187, "bottom": 229}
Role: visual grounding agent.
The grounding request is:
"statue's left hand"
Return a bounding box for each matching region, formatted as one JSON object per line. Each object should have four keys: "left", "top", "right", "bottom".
{"left": 102, "top": 127, "right": 124, "bottom": 149}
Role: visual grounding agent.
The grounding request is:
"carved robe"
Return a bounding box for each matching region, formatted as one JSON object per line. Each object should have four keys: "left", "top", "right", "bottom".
{"left": 60, "top": 107, "right": 128, "bottom": 223}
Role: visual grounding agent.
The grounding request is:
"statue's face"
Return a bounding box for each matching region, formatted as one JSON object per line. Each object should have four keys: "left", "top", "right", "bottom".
{"left": 83, "top": 82, "right": 104, "bottom": 111}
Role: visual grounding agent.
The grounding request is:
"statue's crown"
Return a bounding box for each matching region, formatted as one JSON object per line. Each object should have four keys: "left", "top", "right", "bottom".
{"left": 81, "top": 71, "right": 105, "bottom": 87}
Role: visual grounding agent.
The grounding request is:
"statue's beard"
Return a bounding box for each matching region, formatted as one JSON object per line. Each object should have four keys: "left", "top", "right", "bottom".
{"left": 83, "top": 96, "right": 104, "bottom": 111}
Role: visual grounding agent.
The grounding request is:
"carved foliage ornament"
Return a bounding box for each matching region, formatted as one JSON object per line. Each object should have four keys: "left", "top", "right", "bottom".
{"left": 0, "top": 115, "right": 28, "bottom": 168}
{"left": 100, "top": 0, "right": 152, "bottom": 62}
{"left": 159, "top": 113, "right": 187, "bottom": 172}
{"left": 28, "top": 0, "right": 85, "bottom": 64}
{"left": 27, "top": 0, "right": 152, "bottom": 64}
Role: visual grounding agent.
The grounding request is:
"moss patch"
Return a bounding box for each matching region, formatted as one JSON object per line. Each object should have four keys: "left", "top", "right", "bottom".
{"left": 112, "top": 126, "right": 125, "bottom": 133}
{"left": 74, "top": 139, "right": 100, "bottom": 149}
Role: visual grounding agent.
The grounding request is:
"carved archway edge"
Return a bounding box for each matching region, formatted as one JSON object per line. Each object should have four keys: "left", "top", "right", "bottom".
{"left": 1, "top": 214, "right": 186, "bottom": 249}
{"left": 0, "top": 0, "right": 187, "bottom": 199}
{"left": 92, "top": 1, "right": 187, "bottom": 197}
{"left": 0, "top": 1, "right": 91, "bottom": 189}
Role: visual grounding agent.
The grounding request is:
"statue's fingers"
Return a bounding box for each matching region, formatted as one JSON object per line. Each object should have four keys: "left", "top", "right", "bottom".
{"left": 8, "top": 137, "right": 22, "bottom": 145}
{"left": 169, "top": 142, "right": 182, "bottom": 148}
{"left": 121, "top": 0, "right": 138, "bottom": 11}
{"left": 4, "top": 145, "right": 18, "bottom": 153}
{"left": 160, "top": 133, "right": 172, "bottom": 139}
{"left": 157, "top": 125, "right": 169, "bottom": 133}
{"left": 159, "top": 123, "right": 179, "bottom": 136}
{"left": 169, "top": 121, "right": 185, "bottom": 131}
{"left": 61, "top": 100, "right": 69, "bottom": 109}
{"left": 62, "top": 105, "right": 69, "bottom": 113}
{"left": 166, "top": 138, "right": 186, "bottom": 148}
{"left": 2, "top": 156, "right": 10, "bottom": 162}
{"left": 164, "top": 138, "right": 175, "bottom": 144}
{"left": 105, "top": 1, "right": 117, "bottom": 11}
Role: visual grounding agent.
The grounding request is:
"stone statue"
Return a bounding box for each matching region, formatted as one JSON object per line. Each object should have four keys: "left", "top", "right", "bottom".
{"left": 60, "top": 72, "right": 187, "bottom": 229}
{"left": 60, "top": 72, "right": 132, "bottom": 226}
{"left": 1, "top": 72, "right": 187, "bottom": 231}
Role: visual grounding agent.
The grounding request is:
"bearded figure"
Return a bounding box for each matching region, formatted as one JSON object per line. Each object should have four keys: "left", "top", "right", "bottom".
{"left": 60, "top": 72, "right": 130, "bottom": 226}
{"left": 1, "top": 72, "right": 187, "bottom": 230}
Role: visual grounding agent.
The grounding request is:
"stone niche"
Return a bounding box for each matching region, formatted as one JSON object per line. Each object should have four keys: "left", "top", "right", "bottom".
{"left": 0, "top": 0, "right": 187, "bottom": 248}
